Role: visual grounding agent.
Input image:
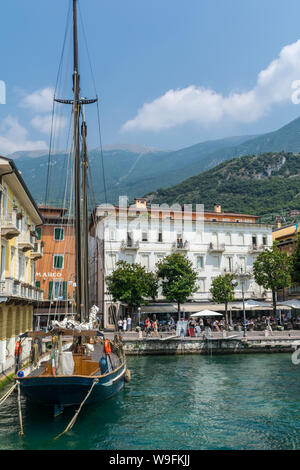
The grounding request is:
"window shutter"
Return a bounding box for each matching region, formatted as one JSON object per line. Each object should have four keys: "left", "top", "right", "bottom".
{"left": 63, "top": 281, "right": 67, "bottom": 300}
{"left": 48, "top": 281, "right": 53, "bottom": 300}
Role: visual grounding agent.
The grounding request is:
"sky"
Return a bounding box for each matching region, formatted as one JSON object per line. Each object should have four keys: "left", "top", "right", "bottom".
{"left": 2, "top": 0, "right": 300, "bottom": 153}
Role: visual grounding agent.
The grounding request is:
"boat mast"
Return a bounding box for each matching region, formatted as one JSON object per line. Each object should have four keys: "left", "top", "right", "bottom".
{"left": 81, "top": 114, "right": 90, "bottom": 322}
{"left": 54, "top": 0, "right": 97, "bottom": 322}
{"left": 72, "top": 0, "right": 82, "bottom": 321}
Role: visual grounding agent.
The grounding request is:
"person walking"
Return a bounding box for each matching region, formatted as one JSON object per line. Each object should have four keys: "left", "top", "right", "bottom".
{"left": 123, "top": 317, "right": 127, "bottom": 332}
{"left": 118, "top": 318, "right": 123, "bottom": 332}
{"left": 127, "top": 315, "right": 132, "bottom": 331}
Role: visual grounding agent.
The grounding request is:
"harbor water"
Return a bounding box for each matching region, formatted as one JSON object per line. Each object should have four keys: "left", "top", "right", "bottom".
{"left": 0, "top": 353, "right": 300, "bottom": 450}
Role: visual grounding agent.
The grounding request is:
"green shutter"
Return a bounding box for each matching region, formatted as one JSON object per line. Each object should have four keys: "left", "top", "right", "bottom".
{"left": 54, "top": 228, "right": 64, "bottom": 240}
{"left": 48, "top": 281, "right": 53, "bottom": 300}
{"left": 54, "top": 255, "right": 63, "bottom": 269}
{"left": 63, "top": 281, "right": 67, "bottom": 300}
{"left": 36, "top": 228, "right": 41, "bottom": 240}
{"left": 35, "top": 281, "right": 41, "bottom": 289}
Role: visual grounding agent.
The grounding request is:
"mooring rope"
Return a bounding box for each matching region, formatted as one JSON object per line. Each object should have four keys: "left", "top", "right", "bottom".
{"left": 0, "top": 382, "right": 17, "bottom": 408}
{"left": 17, "top": 381, "right": 24, "bottom": 436}
{"left": 53, "top": 378, "right": 99, "bottom": 441}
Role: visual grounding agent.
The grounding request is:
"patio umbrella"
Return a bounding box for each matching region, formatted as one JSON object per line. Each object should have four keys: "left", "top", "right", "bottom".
{"left": 231, "top": 300, "right": 272, "bottom": 309}
{"left": 277, "top": 300, "right": 300, "bottom": 309}
{"left": 191, "top": 310, "right": 223, "bottom": 317}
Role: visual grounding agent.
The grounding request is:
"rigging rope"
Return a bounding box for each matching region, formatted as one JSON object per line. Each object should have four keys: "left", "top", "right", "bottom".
{"left": 0, "top": 383, "right": 17, "bottom": 408}
{"left": 53, "top": 378, "right": 99, "bottom": 441}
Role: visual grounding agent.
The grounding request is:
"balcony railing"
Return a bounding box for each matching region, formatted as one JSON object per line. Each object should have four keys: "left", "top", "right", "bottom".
{"left": 172, "top": 240, "right": 190, "bottom": 251}
{"left": 0, "top": 212, "right": 20, "bottom": 240}
{"left": 249, "top": 244, "right": 264, "bottom": 253}
{"left": 0, "top": 278, "right": 43, "bottom": 301}
{"left": 208, "top": 242, "right": 225, "bottom": 253}
{"left": 120, "top": 240, "right": 139, "bottom": 250}
{"left": 30, "top": 241, "right": 43, "bottom": 259}
{"left": 17, "top": 233, "right": 35, "bottom": 252}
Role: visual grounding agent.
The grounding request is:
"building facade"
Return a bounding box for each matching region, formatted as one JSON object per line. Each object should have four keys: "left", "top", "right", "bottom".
{"left": 34, "top": 206, "right": 75, "bottom": 330}
{"left": 0, "top": 156, "right": 44, "bottom": 374}
{"left": 90, "top": 199, "right": 273, "bottom": 329}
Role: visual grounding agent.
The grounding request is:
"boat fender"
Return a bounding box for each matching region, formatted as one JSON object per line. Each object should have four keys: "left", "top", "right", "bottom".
{"left": 124, "top": 369, "right": 131, "bottom": 382}
{"left": 100, "top": 356, "right": 109, "bottom": 374}
{"left": 104, "top": 339, "right": 111, "bottom": 355}
{"left": 14, "top": 341, "right": 22, "bottom": 357}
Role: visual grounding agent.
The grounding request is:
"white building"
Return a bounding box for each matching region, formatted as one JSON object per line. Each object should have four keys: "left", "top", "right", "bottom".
{"left": 90, "top": 198, "right": 273, "bottom": 329}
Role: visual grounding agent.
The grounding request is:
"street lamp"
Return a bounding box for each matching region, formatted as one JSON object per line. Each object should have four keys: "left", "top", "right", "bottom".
{"left": 138, "top": 307, "right": 141, "bottom": 327}
{"left": 240, "top": 267, "right": 247, "bottom": 338}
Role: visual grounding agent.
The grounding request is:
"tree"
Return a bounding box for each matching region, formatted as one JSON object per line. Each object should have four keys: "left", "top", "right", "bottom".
{"left": 106, "top": 261, "right": 158, "bottom": 311}
{"left": 156, "top": 253, "right": 198, "bottom": 319}
{"left": 253, "top": 244, "right": 292, "bottom": 316}
{"left": 291, "top": 235, "right": 300, "bottom": 285}
{"left": 209, "top": 274, "right": 237, "bottom": 327}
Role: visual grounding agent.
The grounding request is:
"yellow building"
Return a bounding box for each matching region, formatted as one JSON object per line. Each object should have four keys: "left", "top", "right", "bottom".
{"left": 272, "top": 222, "right": 299, "bottom": 255}
{"left": 0, "top": 156, "right": 43, "bottom": 374}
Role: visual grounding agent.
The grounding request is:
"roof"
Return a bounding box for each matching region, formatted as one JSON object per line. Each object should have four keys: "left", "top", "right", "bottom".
{"left": 0, "top": 156, "right": 43, "bottom": 225}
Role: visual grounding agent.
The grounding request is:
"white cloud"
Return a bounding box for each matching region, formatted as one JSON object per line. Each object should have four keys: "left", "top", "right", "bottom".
{"left": 31, "top": 114, "right": 67, "bottom": 134}
{"left": 0, "top": 116, "right": 47, "bottom": 155}
{"left": 122, "top": 39, "right": 300, "bottom": 132}
{"left": 20, "top": 87, "right": 54, "bottom": 113}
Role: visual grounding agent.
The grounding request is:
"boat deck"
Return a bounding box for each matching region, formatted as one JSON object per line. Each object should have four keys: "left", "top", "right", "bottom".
{"left": 22, "top": 341, "right": 122, "bottom": 378}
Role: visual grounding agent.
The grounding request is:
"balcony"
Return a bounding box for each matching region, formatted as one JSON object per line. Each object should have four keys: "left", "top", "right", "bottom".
{"left": 30, "top": 241, "right": 43, "bottom": 259}
{"left": 1, "top": 212, "right": 20, "bottom": 240}
{"left": 172, "top": 240, "right": 190, "bottom": 252}
{"left": 208, "top": 242, "right": 225, "bottom": 253}
{"left": 17, "top": 233, "right": 35, "bottom": 252}
{"left": 249, "top": 244, "right": 264, "bottom": 254}
{"left": 120, "top": 240, "right": 139, "bottom": 250}
{"left": 0, "top": 278, "right": 43, "bottom": 301}
{"left": 222, "top": 267, "right": 235, "bottom": 275}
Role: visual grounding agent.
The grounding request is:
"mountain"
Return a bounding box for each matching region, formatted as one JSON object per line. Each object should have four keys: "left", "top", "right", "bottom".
{"left": 147, "top": 152, "right": 300, "bottom": 224}
{"left": 6, "top": 115, "right": 300, "bottom": 208}
{"left": 7, "top": 135, "right": 253, "bottom": 205}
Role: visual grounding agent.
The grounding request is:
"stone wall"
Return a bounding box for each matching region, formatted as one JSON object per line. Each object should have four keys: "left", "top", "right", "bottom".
{"left": 123, "top": 337, "right": 299, "bottom": 355}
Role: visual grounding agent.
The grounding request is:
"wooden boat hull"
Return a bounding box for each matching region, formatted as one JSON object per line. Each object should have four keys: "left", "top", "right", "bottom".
{"left": 18, "top": 363, "right": 126, "bottom": 408}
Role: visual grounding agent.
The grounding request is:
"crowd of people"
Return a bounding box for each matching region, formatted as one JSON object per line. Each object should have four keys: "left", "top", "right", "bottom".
{"left": 116, "top": 311, "right": 300, "bottom": 337}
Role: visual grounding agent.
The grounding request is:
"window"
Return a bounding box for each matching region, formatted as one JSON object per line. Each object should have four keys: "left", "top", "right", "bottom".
{"left": 252, "top": 236, "right": 257, "bottom": 247}
{"left": 239, "top": 257, "right": 246, "bottom": 272}
{"left": 10, "top": 247, "right": 15, "bottom": 277}
{"left": 18, "top": 253, "right": 25, "bottom": 280}
{"left": 237, "top": 233, "right": 244, "bottom": 245}
{"left": 262, "top": 236, "right": 267, "bottom": 246}
{"left": 211, "top": 255, "right": 220, "bottom": 269}
{"left": 36, "top": 227, "right": 41, "bottom": 240}
{"left": 53, "top": 255, "right": 64, "bottom": 269}
{"left": 109, "top": 230, "right": 115, "bottom": 241}
{"left": 225, "top": 256, "right": 233, "bottom": 272}
{"left": 107, "top": 253, "right": 117, "bottom": 270}
{"left": 54, "top": 228, "right": 64, "bottom": 241}
{"left": 49, "top": 280, "right": 67, "bottom": 300}
{"left": 212, "top": 233, "right": 218, "bottom": 245}
{"left": 196, "top": 255, "right": 204, "bottom": 269}
{"left": 158, "top": 232, "right": 163, "bottom": 242}
{"left": 141, "top": 254, "right": 150, "bottom": 269}
{"left": 142, "top": 232, "right": 148, "bottom": 242}
{"left": 197, "top": 279, "right": 205, "bottom": 293}
{"left": 125, "top": 254, "right": 134, "bottom": 264}
{"left": 156, "top": 254, "right": 165, "bottom": 263}
{"left": 225, "top": 233, "right": 231, "bottom": 245}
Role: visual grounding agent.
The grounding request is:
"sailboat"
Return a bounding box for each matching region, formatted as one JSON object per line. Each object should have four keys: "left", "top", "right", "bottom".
{"left": 14, "top": 0, "right": 127, "bottom": 416}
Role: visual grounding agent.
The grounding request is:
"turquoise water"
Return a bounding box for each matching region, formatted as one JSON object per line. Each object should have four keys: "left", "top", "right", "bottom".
{"left": 0, "top": 353, "right": 300, "bottom": 450}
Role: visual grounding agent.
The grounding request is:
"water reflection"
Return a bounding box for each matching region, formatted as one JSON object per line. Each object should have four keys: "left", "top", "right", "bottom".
{"left": 0, "top": 354, "right": 300, "bottom": 450}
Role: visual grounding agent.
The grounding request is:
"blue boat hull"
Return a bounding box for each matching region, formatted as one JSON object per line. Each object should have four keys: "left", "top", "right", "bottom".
{"left": 18, "top": 363, "right": 126, "bottom": 408}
